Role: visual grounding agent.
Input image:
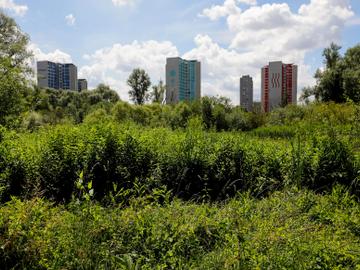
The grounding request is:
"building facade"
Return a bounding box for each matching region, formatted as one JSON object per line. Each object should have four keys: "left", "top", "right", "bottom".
{"left": 78, "top": 79, "right": 88, "bottom": 91}
{"left": 261, "top": 61, "right": 297, "bottom": 112}
{"left": 240, "top": 75, "right": 253, "bottom": 112}
{"left": 37, "top": 61, "right": 78, "bottom": 91}
{"left": 166, "top": 57, "right": 201, "bottom": 104}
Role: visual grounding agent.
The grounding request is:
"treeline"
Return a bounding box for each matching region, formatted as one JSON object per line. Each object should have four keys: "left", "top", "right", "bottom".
{"left": 20, "top": 89, "right": 265, "bottom": 131}
{"left": 19, "top": 85, "right": 360, "bottom": 134}
{"left": 21, "top": 84, "right": 119, "bottom": 128}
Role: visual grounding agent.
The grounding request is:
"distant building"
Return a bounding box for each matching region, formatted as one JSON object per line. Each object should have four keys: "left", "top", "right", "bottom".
{"left": 78, "top": 79, "right": 88, "bottom": 91}
{"left": 166, "top": 57, "right": 201, "bottom": 104}
{"left": 261, "top": 61, "right": 297, "bottom": 112}
{"left": 37, "top": 61, "right": 78, "bottom": 91}
{"left": 240, "top": 75, "right": 253, "bottom": 112}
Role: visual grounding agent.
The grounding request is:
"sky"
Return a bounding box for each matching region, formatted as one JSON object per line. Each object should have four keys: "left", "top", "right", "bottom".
{"left": 1, "top": 0, "right": 360, "bottom": 104}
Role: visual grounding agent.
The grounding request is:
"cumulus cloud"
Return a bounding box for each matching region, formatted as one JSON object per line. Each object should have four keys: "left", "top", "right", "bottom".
{"left": 183, "top": 34, "right": 262, "bottom": 102}
{"left": 0, "top": 0, "right": 28, "bottom": 16}
{"left": 193, "top": 0, "right": 354, "bottom": 103}
{"left": 79, "top": 40, "right": 178, "bottom": 100}
{"left": 112, "top": 0, "right": 137, "bottom": 7}
{"left": 228, "top": 0, "right": 353, "bottom": 50}
{"left": 200, "top": 0, "right": 241, "bottom": 21}
{"left": 200, "top": 0, "right": 258, "bottom": 21}
{"left": 65, "top": 14, "right": 76, "bottom": 26}
{"left": 239, "top": 0, "right": 257, "bottom": 5}
{"left": 29, "top": 43, "right": 73, "bottom": 63}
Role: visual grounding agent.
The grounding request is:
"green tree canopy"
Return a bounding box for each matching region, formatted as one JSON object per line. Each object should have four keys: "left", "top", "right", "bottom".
{"left": 342, "top": 45, "right": 360, "bottom": 102}
{"left": 323, "top": 42, "right": 342, "bottom": 69}
{"left": 92, "top": 84, "right": 120, "bottom": 103}
{"left": 301, "top": 43, "right": 360, "bottom": 103}
{"left": 127, "top": 68, "right": 151, "bottom": 105}
{"left": 0, "top": 12, "right": 32, "bottom": 124}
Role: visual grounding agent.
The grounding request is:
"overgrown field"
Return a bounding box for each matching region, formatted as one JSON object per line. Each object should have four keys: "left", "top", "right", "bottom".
{"left": 1, "top": 188, "right": 360, "bottom": 269}
{"left": 0, "top": 102, "right": 360, "bottom": 269}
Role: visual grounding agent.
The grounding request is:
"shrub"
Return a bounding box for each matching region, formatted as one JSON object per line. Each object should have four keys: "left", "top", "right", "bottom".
{"left": 311, "top": 136, "right": 356, "bottom": 192}
{"left": 112, "top": 101, "right": 133, "bottom": 122}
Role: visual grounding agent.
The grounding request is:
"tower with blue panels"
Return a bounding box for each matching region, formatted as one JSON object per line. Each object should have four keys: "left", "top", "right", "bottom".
{"left": 166, "top": 57, "right": 201, "bottom": 104}
{"left": 37, "top": 61, "right": 78, "bottom": 91}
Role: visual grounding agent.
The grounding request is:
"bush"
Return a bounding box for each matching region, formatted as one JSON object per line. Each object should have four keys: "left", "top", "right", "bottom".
{"left": 312, "top": 136, "right": 356, "bottom": 192}
{"left": 112, "top": 101, "right": 132, "bottom": 122}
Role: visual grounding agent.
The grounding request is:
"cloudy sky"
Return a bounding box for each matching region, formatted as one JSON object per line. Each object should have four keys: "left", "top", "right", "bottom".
{"left": 1, "top": 0, "right": 360, "bottom": 104}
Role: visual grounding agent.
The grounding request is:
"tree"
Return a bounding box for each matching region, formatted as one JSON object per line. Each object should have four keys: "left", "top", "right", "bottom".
{"left": 93, "top": 84, "right": 120, "bottom": 103}
{"left": 342, "top": 45, "right": 360, "bottom": 102}
{"left": 150, "top": 80, "right": 165, "bottom": 103}
{"left": 127, "top": 68, "right": 151, "bottom": 105}
{"left": 315, "top": 66, "right": 344, "bottom": 102}
{"left": 304, "top": 43, "right": 360, "bottom": 103}
{"left": 201, "top": 97, "right": 214, "bottom": 129}
{"left": 303, "top": 43, "right": 345, "bottom": 103}
{"left": 316, "top": 43, "right": 344, "bottom": 102}
{"left": 299, "top": 86, "right": 315, "bottom": 105}
{"left": 323, "top": 42, "right": 342, "bottom": 69}
{"left": 0, "top": 12, "right": 31, "bottom": 73}
{"left": 0, "top": 12, "right": 32, "bottom": 124}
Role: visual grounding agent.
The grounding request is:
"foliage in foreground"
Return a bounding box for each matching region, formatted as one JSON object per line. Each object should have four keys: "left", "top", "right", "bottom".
{"left": 0, "top": 188, "right": 359, "bottom": 269}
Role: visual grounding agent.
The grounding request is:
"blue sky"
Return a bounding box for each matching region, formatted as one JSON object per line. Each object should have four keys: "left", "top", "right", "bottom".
{"left": 2, "top": 0, "right": 360, "bottom": 103}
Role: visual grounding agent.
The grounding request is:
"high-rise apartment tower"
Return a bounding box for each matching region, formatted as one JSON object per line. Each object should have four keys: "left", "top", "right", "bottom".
{"left": 78, "top": 79, "right": 88, "bottom": 91}
{"left": 261, "top": 61, "right": 297, "bottom": 112}
{"left": 37, "top": 61, "right": 78, "bottom": 91}
{"left": 166, "top": 57, "right": 201, "bottom": 104}
{"left": 240, "top": 75, "right": 253, "bottom": 112}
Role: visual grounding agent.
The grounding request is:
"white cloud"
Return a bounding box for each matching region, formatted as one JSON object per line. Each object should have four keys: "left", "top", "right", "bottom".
{"left": 227, "top": 0, "right": 353, "bottom": 50}
{"left": 200, "top": 0, "right": 241, "bottom": 21}
{"left": 0, "top": 0, "right": 28, "bottom": 16}
{"left": 112, "top": 0, "right": 137, "bottom": 7}
{"left": 193, "top": 0, "right": 354, "bottom": 103}
{"left": 65, "top": 14, "right": 76, "bottom": 26}
{"left": 183, "top": 34, "right": 263, "bottom": 102}
{"left": 238, "top": 0, "right": 257, "bottom": 5}
{"left": 79, "top": 40, "right": 178, "bottom": 100}
{"left": 199, "top": 0, "right": 258, "bottom": 21}
{"left": 29, "top": 43, "right": 73, "bottom": 63}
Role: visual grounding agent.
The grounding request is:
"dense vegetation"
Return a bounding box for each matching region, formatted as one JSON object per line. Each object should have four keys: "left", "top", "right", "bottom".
{"left": 0, "top": 11, "right": 360, "bottom": 269}
{"left": 1, "top": 102, "right": 359, "bottom": 269}
{"left": 1, "top": 102, "right": 359, "bottom": 203}
{"left": 1, "top": 188, "right": 359, "bottom": 269}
